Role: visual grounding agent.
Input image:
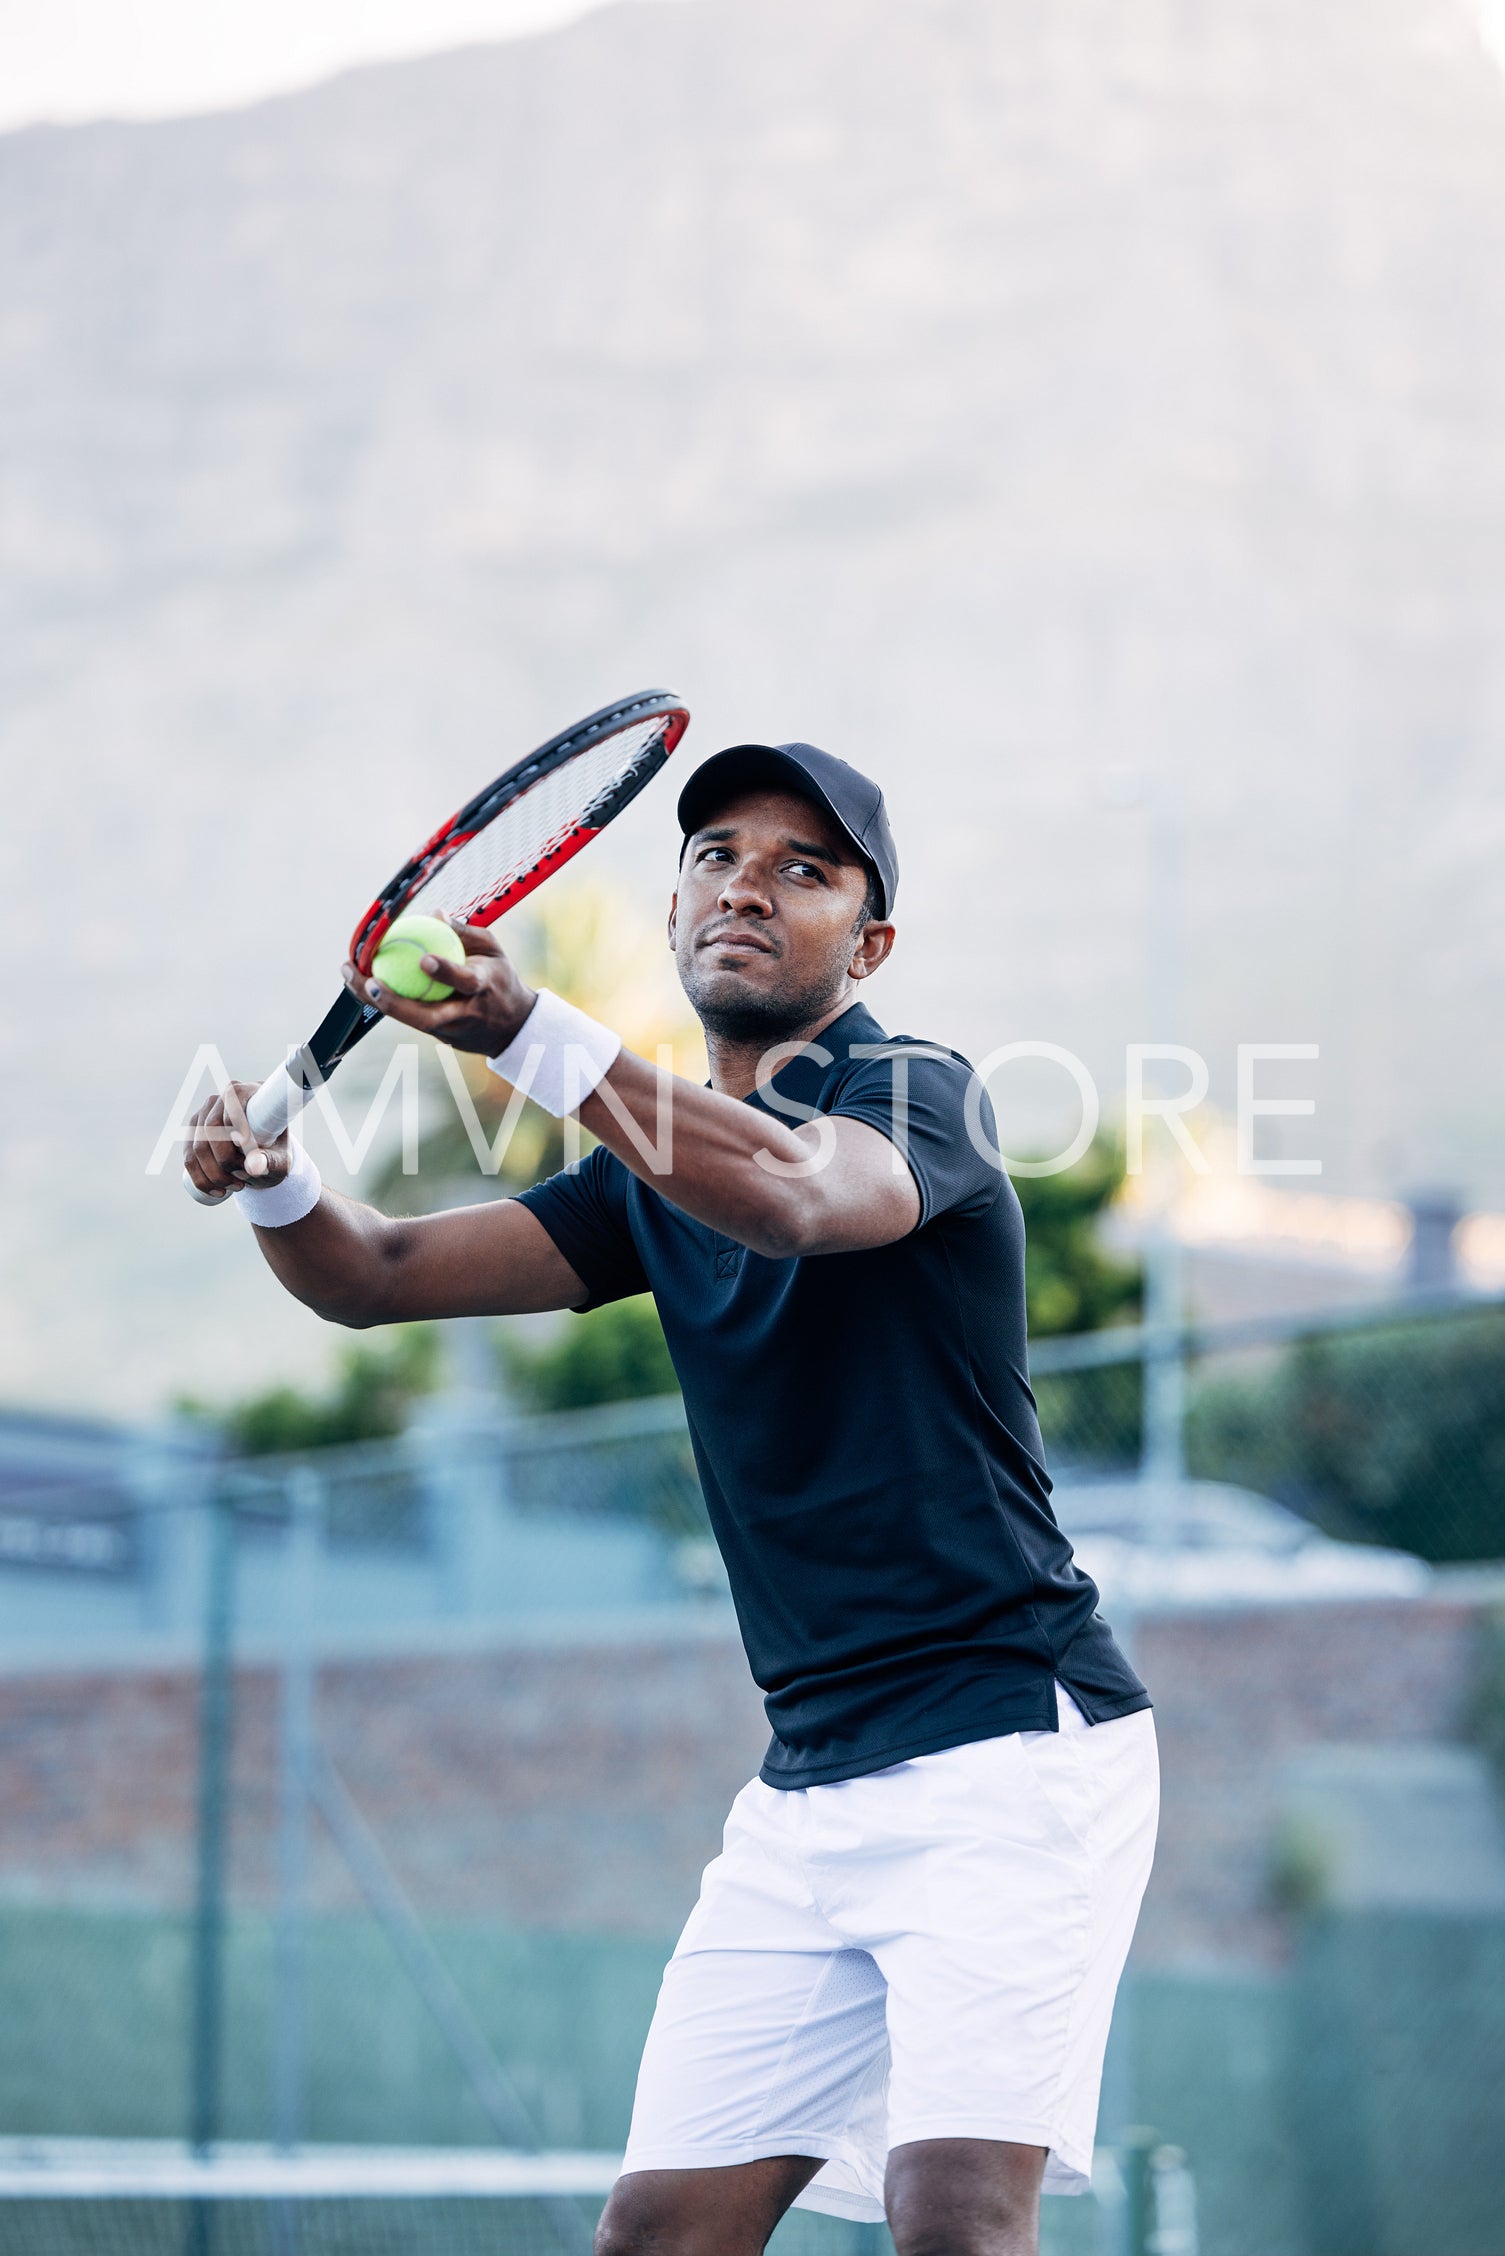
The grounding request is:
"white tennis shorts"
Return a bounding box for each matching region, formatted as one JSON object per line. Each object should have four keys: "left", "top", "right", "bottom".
{"left": 619, "top": 1687, "right": 1158, "bottom": 2223}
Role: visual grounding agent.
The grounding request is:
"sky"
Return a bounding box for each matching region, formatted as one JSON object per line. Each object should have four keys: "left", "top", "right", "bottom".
{"left": 2, "top": 0, "right": 1499, "bottom": 135}
{"left": 0, "top": 0, "right": 692, "bottom": 133}
{"left": 1484, "top": 0, "right": 1505, "bottom": 69}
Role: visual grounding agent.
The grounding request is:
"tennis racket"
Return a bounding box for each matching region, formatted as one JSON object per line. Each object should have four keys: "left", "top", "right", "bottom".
{"left": 185, "top": 688, "right": 690, "bottom": 1203}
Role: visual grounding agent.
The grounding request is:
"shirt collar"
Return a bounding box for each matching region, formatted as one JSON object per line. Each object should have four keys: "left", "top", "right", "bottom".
{"left": 744, "top": 999, "right": 888, "bottom": 1114}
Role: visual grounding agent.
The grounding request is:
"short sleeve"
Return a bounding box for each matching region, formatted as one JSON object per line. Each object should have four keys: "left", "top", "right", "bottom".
{"left": 829, "top": 1042, "right": 1004, "bottom": 1227}
{"left": 514, "top": 1145, "right": 651, "bottom": 1310}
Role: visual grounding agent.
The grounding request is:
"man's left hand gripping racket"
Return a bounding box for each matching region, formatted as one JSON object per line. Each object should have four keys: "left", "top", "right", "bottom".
{"left": 184, "top": 689, "right": 690, "bottom": 1203}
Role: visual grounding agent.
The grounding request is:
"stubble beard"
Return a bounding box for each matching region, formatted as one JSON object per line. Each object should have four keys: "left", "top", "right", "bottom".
{"left": 679, "top": 950, "right": 850, "bottom": 1050}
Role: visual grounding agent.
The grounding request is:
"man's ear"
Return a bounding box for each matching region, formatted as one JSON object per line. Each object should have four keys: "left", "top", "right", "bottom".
{"left": 667, "top": 893, "right": 679, "bottom": 951}
{"left": 849, "top": 920, "right": 896, "bottom": 981}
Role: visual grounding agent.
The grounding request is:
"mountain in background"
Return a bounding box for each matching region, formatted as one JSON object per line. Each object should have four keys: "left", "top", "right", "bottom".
{"left": 3, "top": 0, "right": 1505, "bottom": 1411}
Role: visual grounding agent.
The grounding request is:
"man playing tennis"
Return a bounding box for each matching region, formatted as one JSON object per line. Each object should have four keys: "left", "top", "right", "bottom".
{"left": 187, "top": 741, "right": 1157, "bottom": 2256}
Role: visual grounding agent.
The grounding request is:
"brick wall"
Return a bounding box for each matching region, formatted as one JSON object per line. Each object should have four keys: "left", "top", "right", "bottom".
{"left": 0, "top": 1589, "right": 1492, "bottom": 1961}
{"left": 0, "top": 1631, "right": 768, "bottom": 1936}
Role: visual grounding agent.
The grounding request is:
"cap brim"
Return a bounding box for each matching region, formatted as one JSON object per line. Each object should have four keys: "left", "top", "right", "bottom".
{"left": 677, "top": 745, "right": 876, "bottom": 889}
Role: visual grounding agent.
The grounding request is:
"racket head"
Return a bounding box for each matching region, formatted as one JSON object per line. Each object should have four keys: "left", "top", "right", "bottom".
{"left": 349, "top": 689, "right": 690, "bottom": 973}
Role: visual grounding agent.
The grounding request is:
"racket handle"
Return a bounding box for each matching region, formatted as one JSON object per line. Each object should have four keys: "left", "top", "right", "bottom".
{"left": 180, "top": 1062, "right": 309, "bottom": 1206}
{"left": 246, "top": 1062, "right": 305, "bottom": 1143}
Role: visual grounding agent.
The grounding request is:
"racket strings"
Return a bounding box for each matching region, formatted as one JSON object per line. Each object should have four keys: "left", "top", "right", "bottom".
{"left": 406, "top": 719, "right": 669, "bottom": 925}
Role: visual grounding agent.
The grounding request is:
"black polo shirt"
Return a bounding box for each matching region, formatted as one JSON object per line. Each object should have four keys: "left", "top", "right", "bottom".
{"left": 516, "top": 1000, "right": 1148, "bottom": 1788}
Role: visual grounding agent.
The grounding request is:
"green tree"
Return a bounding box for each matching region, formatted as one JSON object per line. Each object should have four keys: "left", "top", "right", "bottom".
{"left": 366, "top": 879, "right": 705, "bottom": 1213}
{"left": 1186, "top": 1307, "right": 1505, "bottom": 1562}
{"left": 1014, "top": 1140, "right": 1141, "bottom": 1339}
{"left": 502, "top": 1299, "right": 678, "bottom": 1413}
{"left": 1016, "top": 1140, "right": 1143, "bottom": 1472}
{"left": 195, "top": 1325, "right": 441, "bottom": 1456}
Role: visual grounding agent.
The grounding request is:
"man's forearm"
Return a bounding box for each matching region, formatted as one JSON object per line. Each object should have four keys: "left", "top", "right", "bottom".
{"left": 577, "top": 1051, "right": 916, "bottom": 1258}
{"left": 575, "top": 1053, "right": 810, "bottom": 1253}
{"left": 246, "top": 1183, "right": 588, "bottom": 1324}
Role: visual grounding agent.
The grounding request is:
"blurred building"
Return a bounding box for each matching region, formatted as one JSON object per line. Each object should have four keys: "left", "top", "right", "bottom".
{"left": 1122, "top": 1184, "right": 1505, "bottom": 1327}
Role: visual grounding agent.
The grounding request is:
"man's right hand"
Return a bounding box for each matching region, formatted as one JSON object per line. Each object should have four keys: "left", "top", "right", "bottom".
{"left": 185, "top": 1078, "right": 588, "bottom": 1326}
{"left": 185, "top": 1081, "right": 293, "bottom": 1203}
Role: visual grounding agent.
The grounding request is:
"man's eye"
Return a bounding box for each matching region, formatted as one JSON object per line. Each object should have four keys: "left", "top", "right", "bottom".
{"left": 787, "top": 861, "right": 823, "bottom": 881}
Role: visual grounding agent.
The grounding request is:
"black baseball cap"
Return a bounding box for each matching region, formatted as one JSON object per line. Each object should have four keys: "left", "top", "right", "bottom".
{"left": 676, "top": 742, "right": 899, "bottom": 917}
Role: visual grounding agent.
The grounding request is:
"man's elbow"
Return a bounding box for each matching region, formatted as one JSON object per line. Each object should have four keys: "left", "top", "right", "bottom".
{"left": 292, "top": 1279, "right": 386, "bottom": 1329}
{"left": 285, "top": 1249, "right": 403, "bottom": 1330}
{"left": 280, "top": 1214, "right": 410, "bottom": 1330}
{"left": 313, "top": 1296, "right": 386, "bottom": 1331}
{"left": 738, "top": 1167, "right": 916, "bottom": 1260}
{"left": 739, "top": 1186, "right": 826, "bottom": 1261}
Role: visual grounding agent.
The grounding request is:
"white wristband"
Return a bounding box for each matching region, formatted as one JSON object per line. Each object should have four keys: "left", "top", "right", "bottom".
{"left": 238, "top": 1137, "right": 323, "bottom": 1228}
{"left": 486, "top": 989, "right": 622, "bottom": 1118}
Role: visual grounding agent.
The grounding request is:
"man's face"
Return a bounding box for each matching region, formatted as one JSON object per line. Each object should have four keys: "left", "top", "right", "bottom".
{"left": 670, "top": 786, "right": 893, "bottom": 1044}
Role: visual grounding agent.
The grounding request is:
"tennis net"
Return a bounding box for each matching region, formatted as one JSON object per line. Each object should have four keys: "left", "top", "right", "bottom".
{"left": 0, "top": 2141, "right": 900, "bottom": 2256}
{"left": 0, "top": 2142, "right": 611, "bottom": 2256}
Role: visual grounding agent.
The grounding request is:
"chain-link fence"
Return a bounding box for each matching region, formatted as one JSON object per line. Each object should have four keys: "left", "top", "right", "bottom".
{"left": 1, "top": 1289, "right": 1503, "bottom": 2255}
{"left": 1031, "top": 1285, "right": 1505, "bottom": 1565}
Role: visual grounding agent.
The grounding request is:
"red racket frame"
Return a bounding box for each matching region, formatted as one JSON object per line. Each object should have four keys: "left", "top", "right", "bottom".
{"left": 348, "top": 689, "right": 690, "bottom": 975}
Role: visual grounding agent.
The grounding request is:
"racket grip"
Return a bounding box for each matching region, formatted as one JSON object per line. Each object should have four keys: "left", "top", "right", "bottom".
{"left": 180, "top": 1062, "right": 308, "bottom": 1206}
{"left": 245, "top": 1063, "right": 306, "bottom": 1143}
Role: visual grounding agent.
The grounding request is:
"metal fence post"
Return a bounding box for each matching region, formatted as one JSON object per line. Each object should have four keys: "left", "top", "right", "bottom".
{"left": 1101, "top": 2128, "right": 1199, "bottom": 2256}
{"left": 1140, "top": 1227, "right": 1186, "bottom": 1550}
{"left": 1147, "top": 2143, "right": 1199, "bottom": 2256}
{"left": 274, "top": 1467, "right": 322, "bottom": 2155}
{"left": 1139, "top": 766, "right": 1187, "bottom": 1557}
{"left": 186, "top": 1482, "right": 236, "bottom": 2256}
{"left": 414, "top": 1376, "right": 511, "bottom": 1618}
{"left": 1126, "top": 1217, "right": 1185, "bottom": 2138}
{"left": 1124, "top": 2129, "right": 1157, "bottom": 2256}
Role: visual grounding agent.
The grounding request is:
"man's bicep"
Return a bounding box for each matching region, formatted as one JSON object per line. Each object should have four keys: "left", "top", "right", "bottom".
{"left": 828, "top": 1052, "right": 1002, "bottom": 1231}
{"left": 812, "top": 1115, "right": 922, "bottom": 1249}
{"left": 383, "top": 1197, "right": 590, "bottom": 1318}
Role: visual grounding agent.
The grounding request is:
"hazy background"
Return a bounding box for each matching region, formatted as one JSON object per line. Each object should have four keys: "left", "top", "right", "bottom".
{"left": 4, "top": 0, "right": 1505, "bottom": 1412}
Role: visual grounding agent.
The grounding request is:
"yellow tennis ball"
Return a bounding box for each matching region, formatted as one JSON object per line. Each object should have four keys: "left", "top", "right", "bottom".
{"left": 372, "top": 913, "right": 466, "bottom": 1002}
